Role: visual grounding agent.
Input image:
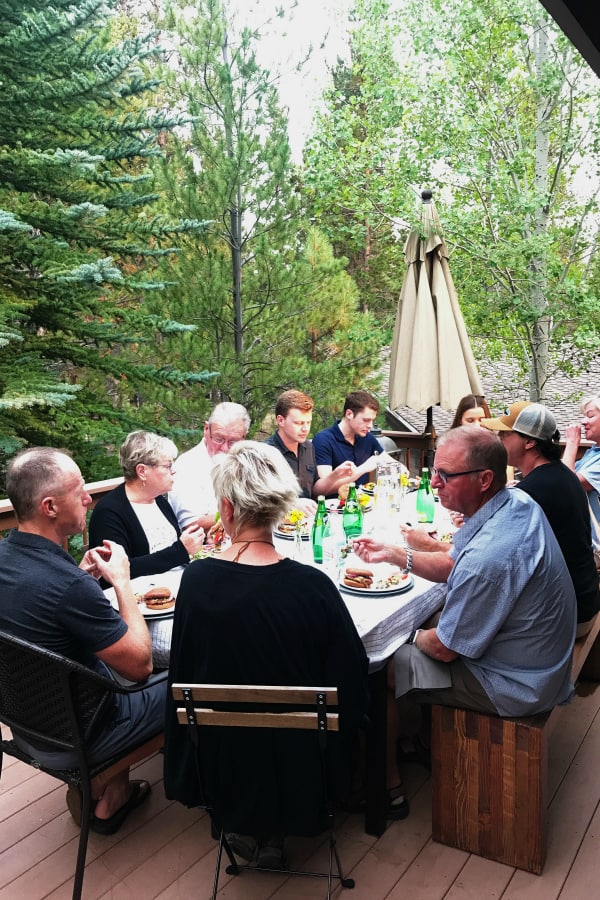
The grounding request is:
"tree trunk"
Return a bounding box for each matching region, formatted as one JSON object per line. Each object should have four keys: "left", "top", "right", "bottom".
{"left": 529, "top": 21, "right": 551, "bottom": 402}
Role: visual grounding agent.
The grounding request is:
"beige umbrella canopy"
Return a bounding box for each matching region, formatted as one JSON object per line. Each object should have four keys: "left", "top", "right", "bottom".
{"left": 388, "top": 191, "right": 483, "bottom": 424}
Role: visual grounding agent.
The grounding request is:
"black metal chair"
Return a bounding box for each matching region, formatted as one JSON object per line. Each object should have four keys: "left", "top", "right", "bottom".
{"left": 0, "top": 630, "right": 166, "bottom": 900}
{"left": 171, "top": 683, "right": 356, "bottom": 900}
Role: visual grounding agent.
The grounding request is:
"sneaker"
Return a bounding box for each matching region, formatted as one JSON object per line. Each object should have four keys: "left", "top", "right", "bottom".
{"left": 256, "top": 835, "right": 288, "bottom": 870}
{"left": 225, "top": 832, "right": 257, "bottom": 862}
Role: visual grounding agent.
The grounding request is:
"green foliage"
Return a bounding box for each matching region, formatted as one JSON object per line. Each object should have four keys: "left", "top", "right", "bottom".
{"left": 304, "top": 0, "right": 600, "bottom": 401}
{"left": 302, "top": 0, "right": 418, "bottom": 326}
{"left": 146, "top": 0, "right": 381, "bottom": 442}
{"left": 398, "top": 0, "right": 600, "bottom": 395}
{"left": 0, "top": 0, "right": 211, "bottom": 473}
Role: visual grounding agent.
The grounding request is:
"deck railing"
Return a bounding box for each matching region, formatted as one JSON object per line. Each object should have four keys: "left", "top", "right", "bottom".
{"left": 0, "top": 433, "right": 591, "bottom": 543}
{"left": 0, "top": 477, "right": 123, "bottom": 551}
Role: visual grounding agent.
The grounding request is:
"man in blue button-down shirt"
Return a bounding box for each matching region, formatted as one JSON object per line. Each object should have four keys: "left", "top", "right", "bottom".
{"left": 354, "top": 426, "right": 576, "bottom": 719}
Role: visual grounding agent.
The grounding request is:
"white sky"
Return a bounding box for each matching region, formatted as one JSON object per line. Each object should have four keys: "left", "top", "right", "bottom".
{"left": 229, "top": 0, "right": 355, "bottom": 160}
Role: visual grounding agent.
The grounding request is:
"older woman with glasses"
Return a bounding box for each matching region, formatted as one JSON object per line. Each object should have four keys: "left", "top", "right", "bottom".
{"left": 89, "top": 431, "right": 204, "bottom": 583}
{"left": 164, "top": 441, "right": 369, "bottom": 869}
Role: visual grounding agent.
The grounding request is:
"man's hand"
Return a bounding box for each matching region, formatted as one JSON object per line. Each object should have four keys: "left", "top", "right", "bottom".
{"left": 81, "top": 540, "right": 130, "bottom": 587}
{"left": 400, "top": 525, "right": 447, "bottom": 553}
{"left": 313, "top": 460, "right": 358, "bottom": 497}
{"left": 351, "top": 536, "right": 398, "bottom": 566}
{"left": 333, "top": 460, "right": 358, "bottom": 481}
{"left": 296, "top": 497, "right": 317, "bottom": 516}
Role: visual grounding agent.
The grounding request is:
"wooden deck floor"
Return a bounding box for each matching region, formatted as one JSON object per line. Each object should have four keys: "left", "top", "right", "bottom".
{"left": 2, "top": 678, "right": 600, "bottom": 900}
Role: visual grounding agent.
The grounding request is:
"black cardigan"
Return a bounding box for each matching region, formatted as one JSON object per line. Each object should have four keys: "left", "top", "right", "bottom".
{"left": 88, "top": 482, "right": 189, "bottom": 581}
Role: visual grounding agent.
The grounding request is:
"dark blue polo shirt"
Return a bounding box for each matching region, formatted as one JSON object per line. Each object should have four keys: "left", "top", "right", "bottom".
{"left": 312, "top": 421, "right": 382, "bottom": 493}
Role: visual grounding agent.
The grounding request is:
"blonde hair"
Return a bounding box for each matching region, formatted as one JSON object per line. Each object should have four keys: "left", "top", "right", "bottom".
{"left": 211, "top": 441, "right": 299, "bottom": 535}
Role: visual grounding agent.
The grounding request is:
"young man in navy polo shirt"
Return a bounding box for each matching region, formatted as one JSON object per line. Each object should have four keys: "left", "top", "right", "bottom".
{"left": 313, "top": 390, "right": 395, "bottom": 496}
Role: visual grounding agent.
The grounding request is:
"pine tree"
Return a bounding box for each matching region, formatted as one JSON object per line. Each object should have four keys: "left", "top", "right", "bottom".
{"left": 0, "top": 0, "right": 210, "bottom": 476}
{"left": 150, "top": 0, "right": 381, "bottom": 435}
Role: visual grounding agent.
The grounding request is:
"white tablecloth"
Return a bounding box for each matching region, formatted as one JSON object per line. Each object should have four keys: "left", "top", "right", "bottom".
{"left": 281, "top": 537, "right": 447, "bottom": 670}
{"left": 104, "top": 529, "right": 448, "bottom": 670}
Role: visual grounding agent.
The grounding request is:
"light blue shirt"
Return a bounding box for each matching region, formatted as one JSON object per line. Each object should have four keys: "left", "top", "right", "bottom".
{"left": 575, "top": 445, "right": 600, "bottom": 551}
{"left": 439, "top": 488, "right": 576, "bottom": 716}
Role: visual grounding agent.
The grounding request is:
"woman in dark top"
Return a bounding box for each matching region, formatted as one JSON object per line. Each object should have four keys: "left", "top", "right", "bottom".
{"left": 89, "top": 430, "right": 204, "bottom": 581}
{"left": 164, "top": 441, "right": 369, "bottom": 869}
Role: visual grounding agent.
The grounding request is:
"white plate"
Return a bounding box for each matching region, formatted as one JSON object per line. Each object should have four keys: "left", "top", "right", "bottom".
{"left": 273, "top": 528, "right": 310, "bottom": 541}
{"left": 339, "top": 573, "right": 414, "bottom": 597}
{"left": 104, "top": 572, "right": 182, "bottom": 619}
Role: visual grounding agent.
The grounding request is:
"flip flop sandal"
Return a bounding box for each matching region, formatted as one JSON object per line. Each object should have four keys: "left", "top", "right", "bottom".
{"left": 90, "top": 779, "right": 151, "bottom": 835}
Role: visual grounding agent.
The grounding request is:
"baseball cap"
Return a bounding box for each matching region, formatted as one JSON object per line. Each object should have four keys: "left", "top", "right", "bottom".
{"left": 480, "top": 401, "right": 532, "bottom": 432}
{"left": 512, "top": 404, "right": 558, "bottom": 441}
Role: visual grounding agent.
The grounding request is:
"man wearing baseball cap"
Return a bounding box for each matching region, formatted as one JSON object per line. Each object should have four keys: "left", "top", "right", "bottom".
{"left": 482, "top": 402, "right": 600, "bottom": 635}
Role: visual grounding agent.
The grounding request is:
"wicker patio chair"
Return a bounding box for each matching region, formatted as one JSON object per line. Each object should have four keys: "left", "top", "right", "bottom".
{"left": 0, "top": 630, "right": 165, "bottom": 900}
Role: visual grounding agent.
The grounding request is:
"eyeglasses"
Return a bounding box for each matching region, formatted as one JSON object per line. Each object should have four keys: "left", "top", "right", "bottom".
{"left": 431, "top": 466, "right": 486, "bottom": 486}
{"left": 208, "top": 427, "right": 243, "bottom": 448}
{"left": 152, "top": 461, "right": 175, "bottom": 472}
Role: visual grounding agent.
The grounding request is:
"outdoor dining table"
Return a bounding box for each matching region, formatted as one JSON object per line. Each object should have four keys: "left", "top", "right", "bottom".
{"left": 273, "top": 529, "right": 448, "bottom": 836}
{"left": 104, "top": 498, "right": 450, "bottom": 837}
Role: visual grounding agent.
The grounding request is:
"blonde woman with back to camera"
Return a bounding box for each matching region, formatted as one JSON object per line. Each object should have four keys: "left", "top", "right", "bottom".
{"left": 164, "top": 441, "right": 370, "bottom": 870}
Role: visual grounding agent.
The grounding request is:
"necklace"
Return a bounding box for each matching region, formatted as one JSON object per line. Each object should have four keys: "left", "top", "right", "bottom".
{"left": 230, "top": 539, "right": 277, "bottom": 563}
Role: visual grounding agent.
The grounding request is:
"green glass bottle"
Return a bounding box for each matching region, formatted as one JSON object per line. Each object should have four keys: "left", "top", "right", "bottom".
{"left": 416, "top": 467, "right": 435, "bottom": 523}
{"left": 311, "top": 495, "right": 328, "bottom": 563}
{"left": 342, "top": 483, "right": 363, "bottom": 539}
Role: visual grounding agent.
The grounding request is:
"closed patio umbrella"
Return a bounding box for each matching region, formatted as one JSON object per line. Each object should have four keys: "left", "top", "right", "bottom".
{"left": 388, "top": 191, "right": 483, "bottom": 430}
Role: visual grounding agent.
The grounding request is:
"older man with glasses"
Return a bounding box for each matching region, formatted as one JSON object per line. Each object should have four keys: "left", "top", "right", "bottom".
{"left": 168, "top": 401, "right": 250, "bottom": 532}
{"left": 352, "top": 425, "right": 576, "bottom": 755}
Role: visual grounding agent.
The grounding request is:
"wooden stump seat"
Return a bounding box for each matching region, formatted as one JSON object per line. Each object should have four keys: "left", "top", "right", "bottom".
{"left": 431, "top": 614, "right": 600, "bottom": 874}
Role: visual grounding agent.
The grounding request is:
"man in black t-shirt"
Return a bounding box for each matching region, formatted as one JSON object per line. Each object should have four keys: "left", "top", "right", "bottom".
{"left": 482, "top": 403, "right": 600, "bottom": 634}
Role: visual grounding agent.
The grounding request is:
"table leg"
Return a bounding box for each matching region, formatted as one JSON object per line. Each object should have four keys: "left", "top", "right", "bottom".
{"left": 364, "top": 665, "right": 388, "bottom": 836}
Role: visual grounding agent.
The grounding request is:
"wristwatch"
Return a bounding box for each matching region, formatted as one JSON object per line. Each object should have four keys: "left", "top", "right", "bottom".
{"left": 407, "top": 628, "right": 421, "bottom": 645}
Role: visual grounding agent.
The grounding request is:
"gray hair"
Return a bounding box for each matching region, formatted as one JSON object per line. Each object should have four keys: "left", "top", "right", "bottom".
{"left": 581, "top": 396, "right": 600, "bottom": 415}
{"left": 119, "top": 431, "right": 178, "bottom": 481}
{"left": 211, "top": 440, "right": 298, "bottom": 535}
{"left": 437, "top": 426, "right": 507, "bottom": 490}
{"left": 6, "top": 447, "right": 74, "bottom": 521}
{"left": 208, "top": 401, "right": 250, "bottom": 433}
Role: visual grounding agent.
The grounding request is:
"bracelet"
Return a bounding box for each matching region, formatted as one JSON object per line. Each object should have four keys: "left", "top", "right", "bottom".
{"left": 403, "top": 545, "right": 413, "bottom": 575}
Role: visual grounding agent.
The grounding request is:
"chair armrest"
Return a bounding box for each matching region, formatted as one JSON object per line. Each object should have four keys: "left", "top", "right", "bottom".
{"left": 110, "top": 668, "right": 168, "bottom": 695}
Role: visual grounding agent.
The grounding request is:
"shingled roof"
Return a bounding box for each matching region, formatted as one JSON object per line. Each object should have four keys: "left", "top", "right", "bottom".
{"left": 381, "top": 347, "right": 600, "bottom": 437}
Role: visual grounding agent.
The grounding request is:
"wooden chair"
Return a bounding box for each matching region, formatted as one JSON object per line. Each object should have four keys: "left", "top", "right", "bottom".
{"left": 0, "top": 630, "right": 166, "bottom": 900}
{"left": 172, "top": 683, "right": 356, "bottom": 900}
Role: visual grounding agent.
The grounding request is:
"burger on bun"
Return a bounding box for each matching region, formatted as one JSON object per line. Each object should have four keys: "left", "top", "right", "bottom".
{"left": 343, "top": 567, "right": 374, "bottom": 589}
{"left": 143, "top": 586, "right": 175, "bottom": 611}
